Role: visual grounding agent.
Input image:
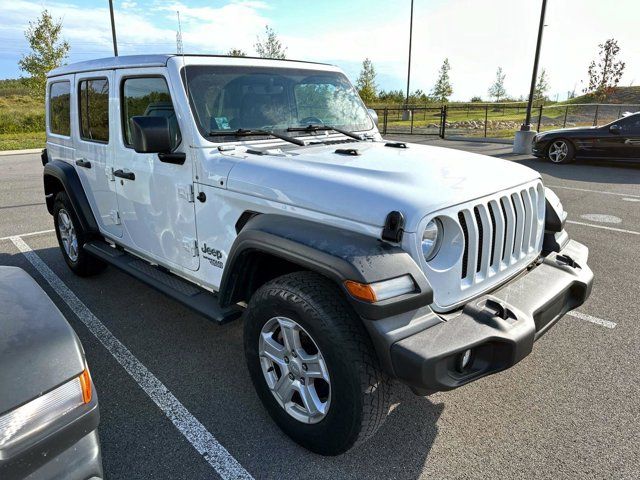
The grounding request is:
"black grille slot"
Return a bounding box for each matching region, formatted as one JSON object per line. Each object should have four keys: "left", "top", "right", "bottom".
{"left": 500, "top": 198, "right": 509, "bottom": 261}
{"left": 511, "top": 194, "right": 519, "bottom": 255}
{"left": 488, "top": 203, "right": 497, "bottom": 266}
{"left": 458, "top": 211, "right": 469, "bottom": 279}
{"left": 473, "top": 207, "right": 483, "bottom": 273}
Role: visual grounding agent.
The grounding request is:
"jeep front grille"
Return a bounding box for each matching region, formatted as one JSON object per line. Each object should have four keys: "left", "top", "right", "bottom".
{"left": 420, "top": 180, "right": 545, "bottom": 311}
{"left": 458, "top": 184, "right": 544, "bottom": 286}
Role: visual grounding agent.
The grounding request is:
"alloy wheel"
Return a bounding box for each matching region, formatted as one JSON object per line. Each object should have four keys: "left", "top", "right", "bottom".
{"left": 57, "top": 209, "right": 79, "bottom": 262}
{"left": 259, "top": 316, "right": 331, "bottom": 424}
{"left": 548, "top": 140, "right": 569, "bottom": 163}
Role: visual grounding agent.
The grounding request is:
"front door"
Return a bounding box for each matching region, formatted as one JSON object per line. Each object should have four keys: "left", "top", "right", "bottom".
{"left": 618, "top": 114, "right": 640, "bottom": 159}
{"left": 74, "top": 71, "right": 122, "bottom": 238}
{"left": 114, "top": 69, "right": 199, "bottom": 271}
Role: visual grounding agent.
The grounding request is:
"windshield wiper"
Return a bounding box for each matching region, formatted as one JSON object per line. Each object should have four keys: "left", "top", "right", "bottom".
{"left": 208, "top": 128, "right": 306, "bottom": 147}
{"left": 287, "top": 124, "right": 364, "bottom": 141}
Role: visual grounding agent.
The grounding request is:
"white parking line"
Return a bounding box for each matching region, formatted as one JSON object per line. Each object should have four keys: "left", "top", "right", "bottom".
{"left": 567, "top": 311, "right": 617, "bottom": 329}
{"left": 9, "top": 235, "right": 254, "bottom": 480}
{"left": 566, "top": 220, "right": 640, "bottom": 236}
{"left": 0, "top": 229, "right": 54, "bottom": 241}
{"left": 547, "top": 185, "right": 640, "bottom": 199}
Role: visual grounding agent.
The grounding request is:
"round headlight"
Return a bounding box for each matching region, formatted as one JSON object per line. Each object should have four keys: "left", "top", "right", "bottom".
{"left": 422, "top": 218, "right": 443, "bottom": 261}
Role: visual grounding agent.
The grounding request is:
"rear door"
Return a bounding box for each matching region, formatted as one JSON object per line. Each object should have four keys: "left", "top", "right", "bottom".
{"left": 74, "top": 71, "right": 122, "bottom": 238}
{"left": 113, "top": 68, "right": 199, "bottom": 271}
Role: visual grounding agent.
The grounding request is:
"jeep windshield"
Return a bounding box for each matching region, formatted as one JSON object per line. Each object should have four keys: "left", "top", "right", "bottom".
{"left": 182, "top": 65, "right": 374, "bottom": 142}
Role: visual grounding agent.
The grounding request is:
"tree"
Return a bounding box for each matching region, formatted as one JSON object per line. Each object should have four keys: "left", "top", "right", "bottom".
{"left": 585, "top": 38, "right": 625, "bottom": 99}
{"left": 254, "top": 25, "right": 287, "bottom": 59}
{"left": 227, "top": 48, "right": 247, "bottom": 57}
{"left": 356, "top": 58, "right": 377, "bottom": 104}
{"left": 488, "top": 67, "right": 506, "bottom": 102}
{"left": 534, "top": 68, "right": 549, "bottom": 101}
{"left": 18, "top": 9, "right": 69, "bottom": 97}
{"left": 431, "top": 58, "right": 453, "bottom": 103}
{"left": 470, "top": 96, "right": 482, "bottom": 102}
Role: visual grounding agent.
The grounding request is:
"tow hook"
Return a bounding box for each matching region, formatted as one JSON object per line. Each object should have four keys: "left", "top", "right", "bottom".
{"left": 556, "top": 254, "right": 580, "bottom": 269}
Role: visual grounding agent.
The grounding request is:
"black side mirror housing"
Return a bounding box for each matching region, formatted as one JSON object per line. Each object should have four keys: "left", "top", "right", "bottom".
{"left": 609, "top": 124, "right": 621, "bottom": 135}
{"left": 129, "top": 116, "right": 172, "bottom": 153}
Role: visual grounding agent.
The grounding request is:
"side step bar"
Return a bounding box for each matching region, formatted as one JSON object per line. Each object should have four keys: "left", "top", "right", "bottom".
{"left": 84, "top": 240, "right": 242, "bottom": 324}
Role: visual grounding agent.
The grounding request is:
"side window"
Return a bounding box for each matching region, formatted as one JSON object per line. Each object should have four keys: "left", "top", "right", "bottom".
{"left": 122, "top": 77, "right": 181, "bottom": 149}
{"left": 79, "top": 78, "right": 109, "bottom": 142}
{"left": 619, "top": 114, "right": 640, "bottom": 134}
{"left": 49, "top": 81, "right": 71, "bottom": 136}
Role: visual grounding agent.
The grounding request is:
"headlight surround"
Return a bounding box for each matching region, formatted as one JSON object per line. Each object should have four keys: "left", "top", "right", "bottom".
{"left": 422, "top": 218, "right": 443, "bottom": 261}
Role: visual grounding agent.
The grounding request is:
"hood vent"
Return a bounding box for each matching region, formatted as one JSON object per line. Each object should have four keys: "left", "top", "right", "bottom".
{"left": 334, "top": 148, "right": 360, "bottom": 156}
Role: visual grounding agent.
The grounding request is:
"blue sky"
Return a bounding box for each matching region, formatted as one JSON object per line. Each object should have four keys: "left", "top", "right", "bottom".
{"left": 1, "top": 0, "right": 639, "bottom": 101}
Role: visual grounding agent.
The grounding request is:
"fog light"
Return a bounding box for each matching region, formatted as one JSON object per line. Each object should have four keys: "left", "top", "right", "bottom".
{"left": 458, "top": 349, "right": 473, "bottom": 372}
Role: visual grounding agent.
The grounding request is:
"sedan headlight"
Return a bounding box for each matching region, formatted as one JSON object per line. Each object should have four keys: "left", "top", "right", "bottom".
{"left": 422, "top": 218, "right": 443, "bottom": 261}
{"left": 0, "top": 369, "right": 92, "bottom": 450}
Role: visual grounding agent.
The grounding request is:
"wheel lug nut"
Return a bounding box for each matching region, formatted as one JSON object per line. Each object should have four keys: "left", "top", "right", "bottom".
{"left": 300, "top": 378, "right": 305, "bottom": 385}
{"left": 291, "top": 351, "right": 297, "bottom": 358}
{"left": 302, "top": 364, "right": 308, "bottom": 371}
{"left": 284, "top": 356, "right": 289, "bottom": 364}
{"left": 288, "top": 373, "right": 294, "bottom": 380}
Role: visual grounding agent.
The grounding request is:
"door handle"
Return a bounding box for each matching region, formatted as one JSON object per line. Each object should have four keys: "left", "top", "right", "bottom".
{"left": 113, "top": 169, "right": 135, "bottom": 181}
{"left": 75, "top": 159, "right": 92, "bottom": 169}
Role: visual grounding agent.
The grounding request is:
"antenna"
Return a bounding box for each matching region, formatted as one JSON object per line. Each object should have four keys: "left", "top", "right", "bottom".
{"left": 176, "top": 11, "right": 184, "bottom": 55}
{"left": 177, "top": 11, "right": 189, "bottom": 101}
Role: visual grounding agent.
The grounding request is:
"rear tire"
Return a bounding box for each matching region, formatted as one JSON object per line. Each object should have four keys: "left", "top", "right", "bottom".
{"left": 546, "top": 139, "right": 575, "bottom": 164}
{"left": 243, "top": 271, "right": 391, "bottom": 455}
{"left": 53, "top": 191, "right": 106, "bottom": 277}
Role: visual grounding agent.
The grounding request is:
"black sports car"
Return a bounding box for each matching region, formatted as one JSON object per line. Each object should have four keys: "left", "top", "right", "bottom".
{"left": 532, "top": 112, "right": 640, "bottom": 164}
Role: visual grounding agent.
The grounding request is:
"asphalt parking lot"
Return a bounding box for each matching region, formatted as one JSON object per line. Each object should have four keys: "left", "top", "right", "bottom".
{"left": 1, "top": 139, "right": 639, "bottom": 479}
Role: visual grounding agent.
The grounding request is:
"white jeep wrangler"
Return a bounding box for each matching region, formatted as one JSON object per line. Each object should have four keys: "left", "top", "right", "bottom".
{"left": 43, "top": 55, "right": 593, "bottom": 455}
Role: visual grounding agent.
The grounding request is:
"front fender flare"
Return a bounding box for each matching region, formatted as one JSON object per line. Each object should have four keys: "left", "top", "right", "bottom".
{"left": 219, "top": 214, "right": 433, "bottom": 320}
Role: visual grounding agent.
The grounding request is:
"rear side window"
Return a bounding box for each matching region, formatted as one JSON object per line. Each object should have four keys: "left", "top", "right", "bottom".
{"left": 122, "top": 76, "right": 180, "bottom": 149}
{"left": 79, "top": 78, "right": 109, "bottom": 142}
{"left": 49, "top": 81, "right": 71, "bottom": 136}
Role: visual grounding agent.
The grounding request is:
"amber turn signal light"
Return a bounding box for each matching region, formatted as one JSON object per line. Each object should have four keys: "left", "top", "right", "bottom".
{"left": 344, "top": 280, "right": 377, "bottom": 303}
{"left": 79, "top": 368, "right": 92, "bottom": 404}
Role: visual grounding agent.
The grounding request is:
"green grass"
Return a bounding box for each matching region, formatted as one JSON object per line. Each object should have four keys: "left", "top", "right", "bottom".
{"left": 0, "top": 131, "right": 45, "bottom": 150}
{"left": 0, "top": 80, "right": 46, "bottom": 150}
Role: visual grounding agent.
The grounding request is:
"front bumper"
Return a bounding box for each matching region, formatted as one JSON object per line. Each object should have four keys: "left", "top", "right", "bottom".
{"left": 372, "top": 239, "right": 592, "bottom": 394}
{"left": 531, "top": 139, "right": 549, "bottom": 158}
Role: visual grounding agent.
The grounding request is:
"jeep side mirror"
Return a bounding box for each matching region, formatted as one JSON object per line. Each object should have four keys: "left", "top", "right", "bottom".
{"left": 129, "top": 116, "right": 172, "bottom": 154}
{"left": 609, "top": 124, "right": 621, "bottom": 135}
{"left": 367, "top": 108, "right": 379, "bottom": 127}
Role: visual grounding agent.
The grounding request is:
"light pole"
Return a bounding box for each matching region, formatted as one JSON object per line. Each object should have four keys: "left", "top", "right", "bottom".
{"left": 109, "top": 0, "right": 118, "bottom": 56}
{"left": 402, "top": 0, "right": 414, "bottom": 121}
{"left": 513, "top": 0, "right": 547, "bottom": 153}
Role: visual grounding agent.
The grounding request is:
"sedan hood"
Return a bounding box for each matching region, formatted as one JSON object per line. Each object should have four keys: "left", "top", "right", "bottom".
{"left": 538, "top": 126, "right": 598, "bottom": 136}
{"left": 221, "top": 141, "right": 541, "bottom": 232}
{"left": 0, "top": 267, "right": 85, "bottom": 414}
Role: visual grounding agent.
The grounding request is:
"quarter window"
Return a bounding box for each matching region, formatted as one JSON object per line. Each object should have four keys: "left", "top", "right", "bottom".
{"left": 79, "top": 79, "right": 109, "bottom": 142}
{"left": 122, "top": 77, "right": 180, "bottom": 149}
{"left": 49, "top": 81, "right": 71, "bottom": 136}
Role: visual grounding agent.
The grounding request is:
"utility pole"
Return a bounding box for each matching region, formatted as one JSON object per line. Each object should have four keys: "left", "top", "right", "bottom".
{"left": 402, "top": 0, "right": 414, "bottom": 121}
{"left": 513, "top": 0, "right": 547, "bottom": 153}
{"left": 109, "top": 0, "right": 118, "bottom": 56}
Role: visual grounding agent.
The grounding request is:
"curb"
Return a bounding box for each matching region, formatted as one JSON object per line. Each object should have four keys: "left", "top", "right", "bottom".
{"left": 0, "top": 148, "right": 43, "bottom": 156}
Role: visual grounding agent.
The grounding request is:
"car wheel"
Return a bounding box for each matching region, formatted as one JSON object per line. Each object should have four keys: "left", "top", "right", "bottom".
{"left": 547, "top": 139, "right": 575, "bottom": 164}
{"left": 244, "top": 271, "right": 391, "bottom": 455}
{"left": 53, "top": 191, "right": 107, "bottom": 277}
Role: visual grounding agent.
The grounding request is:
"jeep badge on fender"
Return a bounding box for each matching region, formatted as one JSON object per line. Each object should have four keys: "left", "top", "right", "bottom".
{"left": 42, "top": 54, "right": 593, "bottom": 455}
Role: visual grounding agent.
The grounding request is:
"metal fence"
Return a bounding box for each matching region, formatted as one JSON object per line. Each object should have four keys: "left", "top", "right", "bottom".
{"left": 373, "top": 103, "right": 640, "bottom": 140}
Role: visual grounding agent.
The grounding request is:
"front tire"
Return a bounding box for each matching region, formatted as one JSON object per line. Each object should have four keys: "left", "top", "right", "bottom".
{"left": 53, "top": 191, "right": 106, "bottom": 277}
{"left": 244, "top": 271, "right": 391, "bottom": 455}
{"left": 547, "top": 139, "right": 575, "bottom": 164}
